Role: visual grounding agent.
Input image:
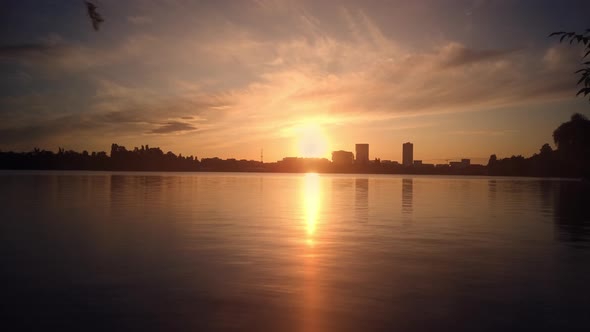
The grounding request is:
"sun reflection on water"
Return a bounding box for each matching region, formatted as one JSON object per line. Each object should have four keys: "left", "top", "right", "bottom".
{"left": 303, "top": 173, "right": 321, "bottom": 245}
{"left": 302, "top": 172, "right": 322, "bottom": 331}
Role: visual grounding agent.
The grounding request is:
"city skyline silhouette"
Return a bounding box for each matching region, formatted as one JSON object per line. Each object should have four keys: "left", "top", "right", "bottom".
{"left": 1, "top": 112, "right": 588, "bottom": 178}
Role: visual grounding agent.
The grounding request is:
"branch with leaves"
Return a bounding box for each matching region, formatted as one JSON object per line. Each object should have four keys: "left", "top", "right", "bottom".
{"left": 549, "top": 30, "right": 590, "bottom": 101}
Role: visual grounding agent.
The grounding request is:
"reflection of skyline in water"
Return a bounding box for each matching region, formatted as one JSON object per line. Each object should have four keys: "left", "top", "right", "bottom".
{"left": 488, "top": 179, "right": 497, "bottom": 199}
{"left": 2, "top": 172, "right": 590, "bottom": 330}
{"left": 488, "top": 179, "right": 497, "bottom": 218}
{"left": 402, "top": 178, "right": 413, "bottom": 216}
{"left": 486, "top": 178, "right": 590, "bottom": 246}
{"left": 553, "top": 181, "right": 590, "bottom": 245}
{"left": 355, "top": 178, "right": 368, "bottom": 223}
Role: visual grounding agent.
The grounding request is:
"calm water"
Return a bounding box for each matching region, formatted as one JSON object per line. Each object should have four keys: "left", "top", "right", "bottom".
{"left": 1, "top": 171, "right": 590, "bottom": 331}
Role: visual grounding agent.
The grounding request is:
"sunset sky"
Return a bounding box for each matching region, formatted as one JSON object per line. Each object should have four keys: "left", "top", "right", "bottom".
{"left": 1, "top": 0, "right": 589, "bottom": 163}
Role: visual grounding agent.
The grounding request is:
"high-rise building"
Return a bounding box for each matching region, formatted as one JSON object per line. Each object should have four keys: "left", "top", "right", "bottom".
{"left": 403, "top": 142, "right": 413, "bottom": 166}
{"left": 355, "top": 144, "right": 369, "bottom": 164}
{"left": 332, "top": 150, "right": 354, "bottom": 165}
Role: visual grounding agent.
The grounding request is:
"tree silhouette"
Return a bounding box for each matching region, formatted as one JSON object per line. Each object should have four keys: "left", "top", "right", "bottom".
{"left": 549, "top": 30, "right": 590, "bottom": 101}
{"left": 553, "top": 113, "right": 590, "bottom": 177}
{"left": 553, "top": 113, "right": 590, "bottom": 150}
{"left": 540, "top": 143, "right": 553, "bottom": 156}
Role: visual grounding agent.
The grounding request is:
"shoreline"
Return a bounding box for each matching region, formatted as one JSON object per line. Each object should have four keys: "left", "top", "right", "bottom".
{"left": 0, "top": 168, "right": 584, "bottom": 180}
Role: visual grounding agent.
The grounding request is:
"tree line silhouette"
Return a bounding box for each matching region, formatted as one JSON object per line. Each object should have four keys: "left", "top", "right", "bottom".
{"left": 0, "top": 143, "right": 268, "bottom": 172}
{"left": 0, "top": 144, "right": 200, "bottom": 171}
{"left": 488, "top": 113, "right": 590, "bottom": 178}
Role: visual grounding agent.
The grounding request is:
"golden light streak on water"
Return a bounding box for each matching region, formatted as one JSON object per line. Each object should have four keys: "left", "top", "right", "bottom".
{"left": 302, "top": 172, "right": 323, "bottom": 331}
{"left": 303, "top": 173, "right": 321, "bottom": 244}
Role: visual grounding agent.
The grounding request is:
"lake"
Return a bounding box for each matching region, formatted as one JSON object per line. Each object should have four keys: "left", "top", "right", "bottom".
{"left": 1, "top": 171, "right": 589, "bottom": 331}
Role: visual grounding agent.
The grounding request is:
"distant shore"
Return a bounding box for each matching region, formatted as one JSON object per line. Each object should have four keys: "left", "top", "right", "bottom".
{"left": 1, "top": 137, "right": 587, "bottom": 178}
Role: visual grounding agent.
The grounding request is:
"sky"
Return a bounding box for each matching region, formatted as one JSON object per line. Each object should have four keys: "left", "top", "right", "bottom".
{"left": 1, "top": 0, "right": 589, "bottom": 164}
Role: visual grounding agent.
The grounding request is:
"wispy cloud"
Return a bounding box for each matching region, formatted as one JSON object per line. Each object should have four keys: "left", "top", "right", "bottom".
{"left": 149, "top": 121, "right": 197, "bottom": 134}
{"left": 448, "top": 129, "right": 518, "bottom": 136}
{"left": 0, "top": 43, "right": 60, "bottom": 60}
{"left": 128, "top": 15, "right": 153, "bottom": 25}
{"left": 438, "top": 42, "right": 519, "bottom": 68}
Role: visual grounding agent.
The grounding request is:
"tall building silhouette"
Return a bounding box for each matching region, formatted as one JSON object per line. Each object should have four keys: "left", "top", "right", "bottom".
{"left": 403, "top": 142, "right": 413, "bottom": 166}
{"left": 355, "top": 144, "right": 369, "bottom": 164}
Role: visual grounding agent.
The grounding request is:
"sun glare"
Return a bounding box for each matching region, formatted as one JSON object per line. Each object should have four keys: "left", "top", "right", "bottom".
{"left": 296, "top": 123, "right": 329, "bottom": 158}
{"left": 303, "top": 173, "right": 321, "bottom": 245}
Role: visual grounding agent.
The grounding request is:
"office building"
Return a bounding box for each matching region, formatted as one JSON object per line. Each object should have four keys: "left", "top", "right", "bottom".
{"left": 355, "top": 144, "right": 369, "bottom": 164}
{"left": 332, "top": 150, "right": 354, "bottom": 165}
{"left": 450, "top": 159, "right": 471, "bottom": 169}
{"left": 403, "top": 142, "right": 413, "bottom": 166}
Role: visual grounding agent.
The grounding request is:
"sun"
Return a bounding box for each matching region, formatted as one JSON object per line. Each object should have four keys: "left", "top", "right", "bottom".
{"left": 296, "top": 123, "right": 329, "bottom": 158}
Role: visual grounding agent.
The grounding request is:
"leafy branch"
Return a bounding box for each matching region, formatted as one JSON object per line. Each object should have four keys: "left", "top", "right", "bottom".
{"left": 549, "top": 29, "right": 590, "bottom": 100}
